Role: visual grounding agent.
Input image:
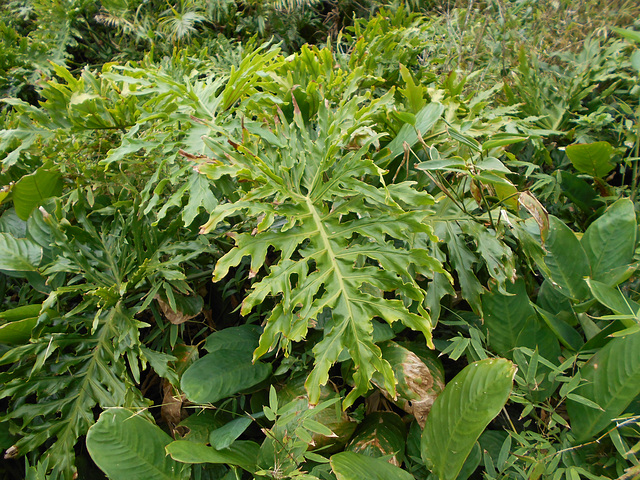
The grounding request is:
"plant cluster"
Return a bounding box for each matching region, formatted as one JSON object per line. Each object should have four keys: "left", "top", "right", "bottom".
{"left": 1, "top": 2, "right": 640, "bottom": 480}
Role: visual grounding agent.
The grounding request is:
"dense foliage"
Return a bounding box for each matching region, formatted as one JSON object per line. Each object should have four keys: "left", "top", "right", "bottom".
{"left": 2, "top": 1, "right": 640, "bottom": 479}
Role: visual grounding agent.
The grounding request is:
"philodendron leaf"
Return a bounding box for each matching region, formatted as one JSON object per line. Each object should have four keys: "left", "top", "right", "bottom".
{"left": 201, "top": 90, "right": 442, "bottom": 407}
{"left": 581, "top": 198, "right": 637, "bottom": 285}
{"left": 565, "top": 141, "right": 614, "bottom": 178}
{"left": 330, "top": 451, "right": 415, "bottom": 480}
{"left": 421, "top": 358, "right": 516, "bottom": 480}
{"left": 540, "top": 216, "right": 590, "bottom": 301}
{"left": 86, "top": 408, "right": 190, "bottom": 480}
{"left": 180, "top": 349, "right": 271, "bottom": 404}
{"left": 566, "top": 331, "right": 640, "bottom": 442}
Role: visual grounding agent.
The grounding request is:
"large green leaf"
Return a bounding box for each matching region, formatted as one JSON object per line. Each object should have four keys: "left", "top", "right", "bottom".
{"left": 12, "top": 168, "right": 63, "bottom": 220}
{"left": 0, "top": 233, "right": 42, "bottom": 271}
{"left": 166, "top": 440, "right": 259, "bottom": 473}
{"left": 330, "top": 451, "right": 415, "bottom": 480}
{"left": 180, "top": 349, "right": 272, "bottom": 404}
{"left": 482, "top": 279, "right": 561, "bottom": 362}
{"left": 372, "top": 341, "right": 444, "bottom": 427}
{"left": 565, "top": 141, "right": 614, "bottom": 178}
{"left": 0, "top": 310, "right": 38, "bottom": 344}
{"left": 581, "top": 198, "right": 637, "bottom": 285}
{"left": 540, "top": 216, "right": 590, "bottom": 301}
{"left": 346, "top": 412, "right": 407, "bottom": 465}
{"left": 86, "top": 408, "right": 190, "bottom": 480}
{"left": 566, "top": 331, "right": 640, "bottom": 442}
{"left": 421, "top": 358, "right": 516, "bottom": 480}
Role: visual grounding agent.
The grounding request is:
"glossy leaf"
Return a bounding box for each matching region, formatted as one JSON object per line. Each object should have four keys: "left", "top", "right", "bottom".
{"left": 421, "top": 358, "right": 516, "bottom": 480}
{"left": 331, "top": 451, "right": 415, "bottom": 480}
{"left": 581, "top": 198, "right": 637, "bottom": 285}
{"left": 180, "top": 349, "right": 271, "bottom": 404}
{"left": 566, "top": 331, "right": 640, "bottom": 442}
{"left": 377, "top": 102, "right": 445, "bottom": 166}
{"left": 209, "top": 417, "right": 252, "bottom": 450}
{"left": 586, "top": 278, "right": 639, "bottom": 323}
{"left": 86, "top": 408, "right": 190, "bottom": 480}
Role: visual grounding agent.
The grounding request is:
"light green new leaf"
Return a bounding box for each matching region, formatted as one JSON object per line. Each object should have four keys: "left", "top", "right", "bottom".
{"left": 421, "top": 358, "right": 516, "bottom": 480}
{"left": 180, "top": 349, "right": 271, "bottom": 404}
{"left": 0, "top": 233, "right": 42, "bottom": 271}
{"left": 565, "top": 141, "right": 614, "bottom": 178}
{"left": 12, "top": 168, "right": 63, "bottom": 220}
{"left": 86, "top": 408, "right": 190, "bottom": 480}
{"left": 581, "top": 198, "right": 637, "bottom": 285}
{"left": 166, "top": 440, "right": 259, "bottom": 473}
{"left": 540, "top": 216, "right": 590, "bottom": 301}
{"left": 331, "top": 451, "right": 415, "bottom": 480}
{"left": 566, "top": 331, "right": 640, "bottom": 442}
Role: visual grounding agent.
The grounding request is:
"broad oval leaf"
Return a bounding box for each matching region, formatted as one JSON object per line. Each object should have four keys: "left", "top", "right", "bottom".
{"left": 540, "top": 216, "right": 590, "bottom": 301}
{"left": 180, "top": 349, "right": 271, "bottom": 404}
{"left": 566, "top": 331, "right": 640, "bottom": 442}
{"left": 372, "top": 341, "right": 444, "bottom": 427}
{"left": 330, "top": 451, "right": 415, "bottom": 480}
{"left": 0, "top": 317, "right": 38, "bottom": 344}
{"left": 581, "top": 198, "right": 637, "bottom": 285}
{"left": 421, "top": 358, "right": 516, "bottom": 480}
{"left": 86, "top": 408, "right": 190, "bottom": 480}
{"left": 0, "top": 233, "right": 42, "bottom": 272}
{"left": 346, "top": 412, "right": 407, "bottom": 466}
{"left": 204, "top": 324, "right": 262, "bottom": 353}
{"left": 166, "top": 440, "right": 259, "bottom": 473}
{"left": 12, "top": 167, "right": 63, "bottom": 220}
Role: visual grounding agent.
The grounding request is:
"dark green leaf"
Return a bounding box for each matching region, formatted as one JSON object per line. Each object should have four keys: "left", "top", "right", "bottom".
{"left": 565, "top": 142, "right": 614, "bottom": 178}
{"left": 180, "top": 349, "right": 272, "bottom": 404}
